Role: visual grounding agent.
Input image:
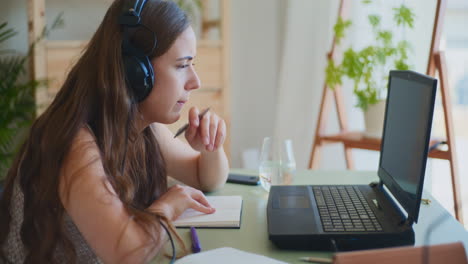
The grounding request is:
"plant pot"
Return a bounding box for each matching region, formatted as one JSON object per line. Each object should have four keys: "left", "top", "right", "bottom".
{"left": 363, "top": 100, "right": 386, "bottom": 138}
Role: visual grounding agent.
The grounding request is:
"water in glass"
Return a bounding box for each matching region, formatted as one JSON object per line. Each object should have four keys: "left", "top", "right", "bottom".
{"left": 259, "top": 137, "right": 296, "bottom": 192}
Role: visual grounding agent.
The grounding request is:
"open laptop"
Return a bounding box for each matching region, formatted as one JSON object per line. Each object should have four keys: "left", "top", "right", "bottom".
{"left": 267, "top": 70, "right": 437, "bottom": 251}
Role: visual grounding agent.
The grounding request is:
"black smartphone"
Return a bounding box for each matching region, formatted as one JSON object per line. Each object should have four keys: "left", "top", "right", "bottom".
{"left": 227, "top": 173, "right": 260, "bottom": 186}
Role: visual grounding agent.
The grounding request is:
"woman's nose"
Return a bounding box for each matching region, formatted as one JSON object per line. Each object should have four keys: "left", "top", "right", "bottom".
{"left": 186, "top": 68, "right": 201, "bottom": 91}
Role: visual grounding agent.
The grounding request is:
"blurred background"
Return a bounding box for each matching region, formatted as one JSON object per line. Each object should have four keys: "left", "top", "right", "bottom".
{"left": 1, "top": 0, "right": 467, "bottom": 225}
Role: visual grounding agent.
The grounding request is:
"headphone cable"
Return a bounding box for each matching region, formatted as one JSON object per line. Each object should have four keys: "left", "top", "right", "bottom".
{"left": 160, "top": 220, "right": 176, "bottom": 264}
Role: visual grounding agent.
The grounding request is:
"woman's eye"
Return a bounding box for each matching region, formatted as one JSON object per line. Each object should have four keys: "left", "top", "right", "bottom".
{"left": 177, "top": 63, "right": 195, "bottom": 69}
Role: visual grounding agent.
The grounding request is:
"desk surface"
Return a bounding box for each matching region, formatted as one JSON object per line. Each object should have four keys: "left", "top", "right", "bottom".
{"left": 158, "top": 169, "right": 468, "bottom": 263}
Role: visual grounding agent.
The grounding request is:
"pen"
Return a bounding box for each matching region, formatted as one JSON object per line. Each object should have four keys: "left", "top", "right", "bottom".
{"left": 190, "top": 226, "right": 201, "bottom": 253}
{"left": 174, "top": 107, "right": 210, "bottom": 138}
{"left": 298, "top": 256, "right": 333, "bottom": 263}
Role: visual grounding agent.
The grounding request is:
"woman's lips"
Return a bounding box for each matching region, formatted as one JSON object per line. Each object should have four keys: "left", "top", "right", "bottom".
{"left": 175, "top": 100, "right": 187, "bottom": 111}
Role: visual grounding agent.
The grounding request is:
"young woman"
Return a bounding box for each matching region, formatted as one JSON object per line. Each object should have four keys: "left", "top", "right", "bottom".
{"left": 0, "top": 0, "right": 229, "bottom": 263}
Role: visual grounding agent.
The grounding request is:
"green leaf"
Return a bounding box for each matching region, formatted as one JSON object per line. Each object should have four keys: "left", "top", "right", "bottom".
{"left": 358, "top": 46, "right": 376, "bottom": 68}
{"left": 334, "top": 17, "right": 352, "bottom": 45}
{"left": 342, "top": 48, "right": 364, "bottom": 80}
{"left": 377, "top": 30, "right": 392, "bottom": 46}
{"left": 375, "top": 48, "right": 387, "bottom": 65}
{"left": 393, "top": 5, "right": 415, "bottom": 28}
{"left": 51, "top": 12, "right": 65, "bottom": 30}
{"left": 397, "top": 40, "right": 411, "bottom": 59}
{"left": 325, "top": 59, "right": 343, "bottom": 90}
{"left": 368, "top": 15, "right": 381, "bottom": 28}
{"left": 325, "top": 2, "right": 415, "bottom": 112}
{"left": 0, "top": 25, "right": 17, "bottom": 44}
{"left": 395, "top": 59, "right": 410, "bottom": 70}
{"left": 354, "top": 84, "right": 379, "bottom": 111}
{"left": 354, "top": 90, "right": 369, "bottom": 110}
{"left": 0, "top": 20, "right": 52, "bottom": 181}
{"left": 362, "top": 0, "right": 373, "bottom": 4}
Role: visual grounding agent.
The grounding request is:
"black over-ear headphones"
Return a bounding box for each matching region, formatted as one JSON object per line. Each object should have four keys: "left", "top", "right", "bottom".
{"left": 118, "top": 0, "right": 156, "bottom": 103}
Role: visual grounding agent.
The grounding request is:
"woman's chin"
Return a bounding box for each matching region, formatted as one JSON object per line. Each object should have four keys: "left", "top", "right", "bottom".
{"left": 160, "top": 113, "right": 181, "bottom": 124}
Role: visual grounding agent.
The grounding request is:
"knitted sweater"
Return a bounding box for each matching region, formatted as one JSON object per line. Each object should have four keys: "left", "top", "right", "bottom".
{"left": 2, "top": 179, "right": 102, "bottom": 263}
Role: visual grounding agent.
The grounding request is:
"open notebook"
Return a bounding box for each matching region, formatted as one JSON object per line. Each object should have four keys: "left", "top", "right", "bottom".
{"left": 174, "top": 196, "right": 243, "bottom": 228}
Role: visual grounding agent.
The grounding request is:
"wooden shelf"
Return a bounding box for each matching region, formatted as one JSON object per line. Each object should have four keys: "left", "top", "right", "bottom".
{"left": 317, "top": 132, "right": 450, "bottom": 160}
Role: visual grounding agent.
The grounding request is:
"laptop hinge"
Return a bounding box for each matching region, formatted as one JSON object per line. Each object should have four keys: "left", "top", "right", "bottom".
{"left": 369, "top": 181, "right": 384, "bottom": 189}
{"left": 370, "top": 181, "right": 411, "bottom": 226}
{"left": 401, "top": 216, "right": 415, "bottom": 227}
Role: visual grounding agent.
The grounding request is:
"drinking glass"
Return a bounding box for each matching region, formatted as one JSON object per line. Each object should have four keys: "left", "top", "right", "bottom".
{"left": 258, "top": 137, "right": 296, "bottom": 192}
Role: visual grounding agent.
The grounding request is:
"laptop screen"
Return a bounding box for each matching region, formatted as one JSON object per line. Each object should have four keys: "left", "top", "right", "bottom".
{"left": 378, "top": 70, "right": 437, "bottom": 223}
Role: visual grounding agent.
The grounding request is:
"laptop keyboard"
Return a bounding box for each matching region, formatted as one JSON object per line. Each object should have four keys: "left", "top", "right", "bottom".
{"left": 313, "top": 186, "right": 383, "bottom": 233}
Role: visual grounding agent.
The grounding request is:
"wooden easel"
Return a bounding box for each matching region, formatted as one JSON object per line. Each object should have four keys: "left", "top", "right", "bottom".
{"left": 308, "top": 0, "right": 464, "bottom": 224}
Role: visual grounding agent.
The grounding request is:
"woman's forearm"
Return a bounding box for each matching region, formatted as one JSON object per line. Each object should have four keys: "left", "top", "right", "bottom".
{"left": 197, "top": 146, "right": 229, "bottom": 192}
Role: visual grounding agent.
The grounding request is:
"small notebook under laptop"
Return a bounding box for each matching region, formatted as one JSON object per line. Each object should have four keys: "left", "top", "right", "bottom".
{"left": 267, "top": 70, "right": 437, "bottom": 251}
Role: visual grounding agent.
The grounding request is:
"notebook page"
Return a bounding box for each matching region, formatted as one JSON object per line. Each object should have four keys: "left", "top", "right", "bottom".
{"left": 175, "top": 247, "right": 287, "bottom": 264}
{"left": 174, "top": 196, "right": 242, "bottom": 228}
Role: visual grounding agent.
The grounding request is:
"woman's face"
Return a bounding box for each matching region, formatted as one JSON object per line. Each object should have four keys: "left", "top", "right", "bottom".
{"left": 139, "top": 26, "right": 200, "bottom": 125}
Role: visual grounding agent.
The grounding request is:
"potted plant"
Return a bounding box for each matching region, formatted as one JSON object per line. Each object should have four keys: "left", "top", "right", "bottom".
{"left": 325, "top": 0, "right": 415, "bottom": 137}
{"left": 0, "top": 16, "right": 63, "bottom": 195}
{"left": 0, "top": 22, "right": 35, "bottom": 194}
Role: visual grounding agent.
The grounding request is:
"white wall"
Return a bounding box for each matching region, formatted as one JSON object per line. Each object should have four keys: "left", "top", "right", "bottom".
{"left": 45, "top": 0, "right": 112, "bottom": 41}
{"left": 230, "top": 0, "right": 283, "bottom": 167}
{"left": 274, "top": 0, "right": 345, "bottom": 170}
{"left": 1, "top": 0, "right": 29, "bottom": 53}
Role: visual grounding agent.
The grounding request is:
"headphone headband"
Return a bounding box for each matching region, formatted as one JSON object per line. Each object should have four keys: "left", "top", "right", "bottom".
{"left": 119, "top": 0, "right": 149, "bottom": 26}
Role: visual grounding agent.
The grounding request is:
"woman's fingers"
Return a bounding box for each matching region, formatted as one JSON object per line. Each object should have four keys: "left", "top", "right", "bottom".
{"left": 185, "top": 107, "right": 199, "bottom": 141}
{"left": 190, "top": 200, "right": 216, "bottom": 214}
{"left": 190, "top": 189, "right": 213, "bottom": 209}
{"left": 183, "top": 107, "right": 226, "bottom": 152}
{"left": 186, "top": 188, "right": 215, "bottom": 214}
{"left": 200, "top": 112, "right": 222, "bottom": 151}
{"left": 208, "top": 114, "right": 218, "bottom": 151}
{"left": 200, "top": 111, "right": 210, "bottom": 146}
{"left": 214, "top": 119, "right": 226, "bottom": 150}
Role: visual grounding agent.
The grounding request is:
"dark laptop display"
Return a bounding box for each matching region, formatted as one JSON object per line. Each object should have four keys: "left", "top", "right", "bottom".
{"left": 379, "top": 73, "right": 436, "bottom": 223}
{"left": 267, "top": 70, "right": 437, "bottom": 251}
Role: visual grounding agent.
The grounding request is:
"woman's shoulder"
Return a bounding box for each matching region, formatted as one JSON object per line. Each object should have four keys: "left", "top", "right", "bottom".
{"left": 61, "top": 126, "right": 102, "bottom": 177}
{"left": 75, "top": 125, "right": 97, "bottom": 144}
{"left": 69, "top": 126, "right": 99, "bottom": 153}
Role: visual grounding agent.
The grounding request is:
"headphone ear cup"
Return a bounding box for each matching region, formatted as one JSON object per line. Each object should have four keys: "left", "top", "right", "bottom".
{"left": 123, "top": 55, "right": 155, "bottom": 102}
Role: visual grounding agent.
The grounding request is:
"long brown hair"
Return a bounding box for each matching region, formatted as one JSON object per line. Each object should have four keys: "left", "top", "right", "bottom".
{"left": 0, "top": 0, "right": 190, "bottom": 263}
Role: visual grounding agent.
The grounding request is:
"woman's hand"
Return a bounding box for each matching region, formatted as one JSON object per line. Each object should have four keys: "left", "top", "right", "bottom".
{"left": 149, "top": 184, "right": 215, "bottom": 221}
{"left": 185, "top": 107, "right": 226, "bottom": 152}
